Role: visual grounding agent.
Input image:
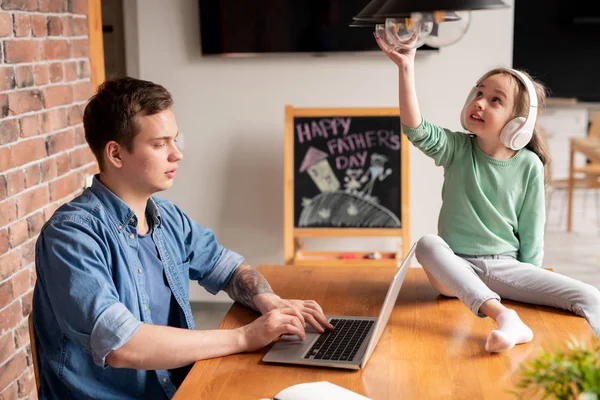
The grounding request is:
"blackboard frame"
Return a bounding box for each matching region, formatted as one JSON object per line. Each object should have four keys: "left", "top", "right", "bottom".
{"left": 284, "top": 105, "right": 410, "bottom": 267}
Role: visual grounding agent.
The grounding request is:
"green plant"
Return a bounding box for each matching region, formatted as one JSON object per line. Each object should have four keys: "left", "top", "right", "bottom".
{"left": 513, "top": 336, "right": 600, "bottom": 400}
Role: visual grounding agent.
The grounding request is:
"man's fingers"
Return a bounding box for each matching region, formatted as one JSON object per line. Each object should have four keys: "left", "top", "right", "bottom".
{"left": 304, "top": 313, "right": 325, "bottom": 333}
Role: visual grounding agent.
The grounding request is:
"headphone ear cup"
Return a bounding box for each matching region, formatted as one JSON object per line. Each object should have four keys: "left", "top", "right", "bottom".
{"left": 501, "top": 117, "right": 528, "bottom": 150}
{"left": 461, "top": 87, "right": 477, "bottom": 130}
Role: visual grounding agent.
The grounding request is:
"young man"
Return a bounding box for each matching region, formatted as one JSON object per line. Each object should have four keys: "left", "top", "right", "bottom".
{"left": 32, "top": 77, "right": 333, "bottom": 399}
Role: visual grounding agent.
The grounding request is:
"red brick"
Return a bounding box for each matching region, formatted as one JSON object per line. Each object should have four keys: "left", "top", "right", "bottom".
{"left": 49, "top": 172, "right": 78, "bottom": 201}
{"left": 70, "top": 0, "right": 88, "bottom": 14}
{"left": 42, "top": 39, "right": 70, "bottom": 60}
{"left": 0, "top": 176, "right": 5, "bottom": 201}
{"left": 0, "top": 67, "right": 16, "bottom": 91}
{"left": 0, "top": 351, "right": 27, "bottom": 392}
{"left": 21, "top": 291, "right": 32, "bottom": 316}
{"left": 31, "top": 15, "right": 47, "bottom": 37}
{"left": 2, "top": 0, "right": 38, "bottom": 11}
{"left": 74, "top": 126, "right": 86, "bottom": 145}
{"left": 0, "top": 94, "right": 9, "bottom": 118}
{"left": 7, "top": 90, "right": 43, "bottom": 115}
{"left": 0, "top": 119, "right": 19, "bottom": 145}
{"left": 41, "top": 108, "right": 68, "bottom": 133}
{"left": 71, "top": 39, "right": 89, "bottom": 58}
{"left": 39, "top": 0, "right": 67, "bottom": 13}
{"left": 8, "top": 219, "right": 27, "bottom": 248}
{"left": 16, "top": 186, "right": 49, "bottom": 218}
{"left": 0, "top": 331, "right": 15, "bottom": 366}
{"left": 26, "top": 213, "right": 43, "bottom": 238}
{"left": 0, "top": 382, "right": 18, "bottom": 400}
{"left": 0, "top": 147, "right": 13, "bottom": 173}
{"left": 73, "top": 81, "right": 92, "bottom": 102}
{"left": 49, "top": 62, "right": 63, "bottom": 83}
{"left": 64, "top": 61, "right": 77, "bottom": 81}
{"left": 0, "top": 199, "right": 17, "bottom": 227}
{"left": 71, "top": 17, "right": 87, "bottom": 36}
{"left": 0, "top": 229, "right": 7, "bottom": 253}
{"left": 24, "top": 164, "right": 41, "bottom": 188}
{"left": 6, "top": 170, "right": 25, "bottom": 197}
{"left": 11, "top": 269, "right": 29, "bottom": 299}
{"left": 32, "top": 65, "right": 48, "bottom": 86}
{"left": 14, "top": 319, "right": 29, "bottom": 348}
{"left": 40, "top": 159, "right": 57, "bottom": 182}
{"left": 0, "top": 12, "right": 11, "bottom": 37}
{"left": 12, "top": 14, "right": 31, "bottom": 37}
{"left": 77, "top": 60, "right": 90, "bottom": 79}
{"left": 60, "top": 15, "right": 72, "bottom": 36}
{"left": 69, "top": 147, "right": 86, "bottom": 169}
{"left": 12, "top": 138, "right": 47, "bottom": 168}
{"left": 0, "top": 299, "right": 21, "bottom": 332}
{"left": 17, "top": 369, "right": 35, "bottom": 397}
{"left": 42, "top": 85, "right": 72, "bottom": 108}
{"left": 3, "top": 40, "right": 38, "bottom": 63}
{"left": 55, "top": 153, "right": 69, "bottom": 176}
{"left": 0, "top": 250, "right": 20, "bottom": 281}
{"left": 47, "top": 16, "right": 61, "bottom": 36}
{"left": 68, "top": 105, "right": 83, "bottom": 125}
{"left": 0, "top": 280, "right": 11, "bottom": 310}
{"left": 14, "top": 66, "right": 34, "bottom": 88}
{"left": 19, "top": 240, "right": 35, "bottom": 266}
{"left": 20, "top": 115, "right": 42, "bottom": 138}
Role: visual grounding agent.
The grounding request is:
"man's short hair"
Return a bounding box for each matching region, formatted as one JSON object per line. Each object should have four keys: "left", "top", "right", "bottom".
{"left": 83, "top": 77, "right": 173, "bottom": 170}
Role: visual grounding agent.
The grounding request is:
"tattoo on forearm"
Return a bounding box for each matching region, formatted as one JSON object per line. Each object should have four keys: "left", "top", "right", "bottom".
{"left": 225, "top": 263, "right": 273, "bottom": 311}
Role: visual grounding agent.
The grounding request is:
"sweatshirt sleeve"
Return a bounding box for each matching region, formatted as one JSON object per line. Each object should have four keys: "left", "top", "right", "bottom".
{"left": 516, "top": 174, "right": 545, "bottom": 267}
{"left": 401, "top": 119, "right": 471, "bottom": 168}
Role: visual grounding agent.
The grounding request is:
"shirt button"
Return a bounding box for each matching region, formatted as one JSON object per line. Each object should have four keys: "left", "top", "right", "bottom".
{"left": 137, "top": 268, "right": 142, "bottom": 274}
{"left": 162, "top": 377, "right": 168, "bottom": 383}
{"left": 144, "top": 305, "right": 148, "bottom": 310}
{"left": 130, "top": 218, "right": 135, "bottom": 223}
{"left": 118, "top": 225, "right": 123, "bottom": 230}
{"left": 129, "top": 233, "right": 134, "bottom": 239}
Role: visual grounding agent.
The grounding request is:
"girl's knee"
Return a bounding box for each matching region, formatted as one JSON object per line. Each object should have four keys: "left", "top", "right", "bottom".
{"left": 415, "top": 234, "right": 446, "bottom": 262}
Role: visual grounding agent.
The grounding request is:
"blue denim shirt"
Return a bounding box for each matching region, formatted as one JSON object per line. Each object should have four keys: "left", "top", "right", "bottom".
{"left": 32, "top": 176, "right": 244, "bottom": 399}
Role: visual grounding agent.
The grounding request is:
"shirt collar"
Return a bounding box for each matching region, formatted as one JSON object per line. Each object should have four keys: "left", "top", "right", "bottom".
{"left": 90, "top": 174, "right": 162, "bottom": 229}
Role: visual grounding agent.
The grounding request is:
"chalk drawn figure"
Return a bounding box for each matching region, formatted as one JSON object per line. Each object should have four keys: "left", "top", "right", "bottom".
{"left": 360, "top": 153, "right": 392, "bottom": 200}
{"left": 343, "top": 169, "right": 367, "bottom": 194}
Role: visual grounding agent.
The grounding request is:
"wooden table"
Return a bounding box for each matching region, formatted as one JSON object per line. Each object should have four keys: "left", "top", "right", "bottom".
{"left": 174, "top": 266, "right": 594, "bottom": 400}
{"left": 567, "top": 137, "right": 600, "bottom": 231}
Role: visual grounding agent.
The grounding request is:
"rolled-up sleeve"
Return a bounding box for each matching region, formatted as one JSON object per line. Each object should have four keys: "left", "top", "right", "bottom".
{"left": 177, "top": 211, "right": 244, "bottom": 295}
{"left": 36, "top": 218, "right": 141, "bottom": 367}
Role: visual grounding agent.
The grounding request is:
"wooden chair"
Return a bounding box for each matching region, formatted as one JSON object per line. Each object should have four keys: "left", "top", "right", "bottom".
{"left": 542, "top": 123, "right": 600, "bottom": 227}
{"left": 28, "top": 313, "right": 41, "bottom": 391}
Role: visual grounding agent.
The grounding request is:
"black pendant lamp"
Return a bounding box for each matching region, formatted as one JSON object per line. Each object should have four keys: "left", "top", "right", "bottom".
{"left": 373, "top": 0, "right": 508, "bottom": 18}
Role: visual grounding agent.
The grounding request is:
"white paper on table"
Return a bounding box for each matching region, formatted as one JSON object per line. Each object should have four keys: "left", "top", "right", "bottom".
{"left": 273, "top": 381, "right": 371, "bottom": 400}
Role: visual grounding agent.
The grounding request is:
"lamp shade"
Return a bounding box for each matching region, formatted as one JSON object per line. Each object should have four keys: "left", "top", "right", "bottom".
{"left": 351, "top": 0, "right": 388, "bottom": 24}
{"left": 373, "top": 0, "right": 508, "bottom": 17}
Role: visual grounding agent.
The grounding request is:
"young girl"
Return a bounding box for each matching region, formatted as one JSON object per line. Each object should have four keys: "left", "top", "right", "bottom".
{"left": 375, "top": 35, "right": 600, "bottom": 352}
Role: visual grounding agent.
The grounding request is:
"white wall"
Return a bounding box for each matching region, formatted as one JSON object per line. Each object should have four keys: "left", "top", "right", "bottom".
{"left": 126, "top": 0, "right": 514, "bottom": 302}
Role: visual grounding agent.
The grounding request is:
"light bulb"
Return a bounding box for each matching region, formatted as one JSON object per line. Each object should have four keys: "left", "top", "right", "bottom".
{"left": 379, "top": 15, "right": 429, "bottom": 49}
{"left": 419, "top": 11, "right": 471, "bottom": 47}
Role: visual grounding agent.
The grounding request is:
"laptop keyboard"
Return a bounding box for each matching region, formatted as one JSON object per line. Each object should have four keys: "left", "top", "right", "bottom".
{"left": 304, "top": 318, "right": 375, "bottom": 362}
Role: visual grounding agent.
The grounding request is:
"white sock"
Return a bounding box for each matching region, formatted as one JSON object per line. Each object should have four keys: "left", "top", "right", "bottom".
{"left": 485, "top": 309, "right": 533, "bottom": 353}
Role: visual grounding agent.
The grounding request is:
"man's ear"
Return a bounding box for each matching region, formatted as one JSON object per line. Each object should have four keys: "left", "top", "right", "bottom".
{"left": 105, "top": 141, "right": 124, "bottom": 169}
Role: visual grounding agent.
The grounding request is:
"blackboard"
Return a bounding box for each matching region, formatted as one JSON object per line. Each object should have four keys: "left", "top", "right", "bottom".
{"left": 292, "top": 114, "right": 402, "bottom": 228}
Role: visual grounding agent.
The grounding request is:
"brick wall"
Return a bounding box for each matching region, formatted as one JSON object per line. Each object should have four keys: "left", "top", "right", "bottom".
{"left": 0, "top": 1, "right": 97, "bottom": 398}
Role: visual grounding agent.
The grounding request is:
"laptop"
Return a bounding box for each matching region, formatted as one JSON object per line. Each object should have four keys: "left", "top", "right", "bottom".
{"left": 262, "top": 243, "right": 416, "bottom": 370}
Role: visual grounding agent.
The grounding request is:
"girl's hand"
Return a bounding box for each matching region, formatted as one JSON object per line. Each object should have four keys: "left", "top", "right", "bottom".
{"left": 374, "top": 31, "right": 417, "bottom": 70}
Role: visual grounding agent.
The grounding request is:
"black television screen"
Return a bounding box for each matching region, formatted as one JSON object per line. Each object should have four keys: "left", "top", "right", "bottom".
{"left": 199, "top": 0, "right": 434, "bottom": 55}
{"left": 513, "top": 0, "right": 600, "bottom": 102}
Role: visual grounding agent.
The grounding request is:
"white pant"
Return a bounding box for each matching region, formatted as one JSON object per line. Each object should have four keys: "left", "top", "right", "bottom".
{"left": 415, "top": 234, "right": 600, "bottom": 337}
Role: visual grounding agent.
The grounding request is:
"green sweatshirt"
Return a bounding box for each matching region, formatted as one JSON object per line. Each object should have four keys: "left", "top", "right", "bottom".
{"left": 403, "top": 119, "right": 545, "bottom": 266}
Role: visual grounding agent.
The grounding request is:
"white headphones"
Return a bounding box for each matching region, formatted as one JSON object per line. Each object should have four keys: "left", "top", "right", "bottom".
{"left": 460, "top": 69, "right": 538, "bottom": 151}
